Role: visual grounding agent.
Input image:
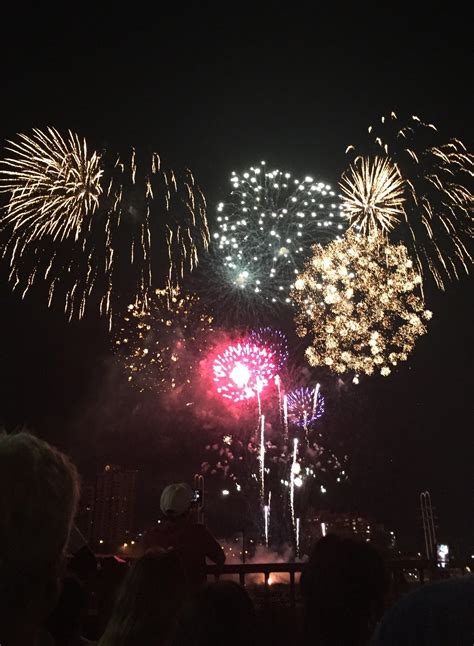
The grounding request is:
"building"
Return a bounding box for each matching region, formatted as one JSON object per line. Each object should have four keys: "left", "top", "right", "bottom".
{"left": 75, "top": 482, "right": 95, "bottom": 544}
{"left": 305, "top": 510, "right": 397, "bottom": 552}
{"left": 92, "top": 464, "right": 138, "bottom": 552}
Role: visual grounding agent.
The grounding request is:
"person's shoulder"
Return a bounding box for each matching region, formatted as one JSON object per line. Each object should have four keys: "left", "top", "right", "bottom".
{"left": 395, "top": 574, "right": 474, "bottom": 609}
{"left": 373, "top": 575, "right": 474, "bottom": 645}
{"left": 143, "top": 522, "right": 168, "bottom": 546}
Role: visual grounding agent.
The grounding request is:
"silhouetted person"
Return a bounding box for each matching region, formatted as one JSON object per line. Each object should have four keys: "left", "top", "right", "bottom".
{"left": 0, "top": 430, "right": 80, "bottom": 646}
{"left": 67, "top": 524, "right": 98, "bottom": 585}
{"left": 143, "top": 483, "right": 225, "bottom": 587}
{"left": 98, "top": 548, "right": 187, "bottom": 646}
{"left": 95, "top": 556, "right": 128, "bottom": 637}
{"left": 46, "top": 574, "right": 95, "bottom": 645}
{"left": 373, "top": 574, "right": 474, "bottom": 645}
{"left": 301, "top": 534, "right": 389, "bottom": 646}
{"left": 173, "top": 580, "right": 256, "bottom": 646}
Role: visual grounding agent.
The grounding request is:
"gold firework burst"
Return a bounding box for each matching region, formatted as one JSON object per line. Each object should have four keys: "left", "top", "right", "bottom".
{"left": 0, "top": 130, "right": 210, "bottom": 326}
{"left": 345, "top": 113, "right": 474, "bottom": 290}
{"left": 115, "top": 287, "right": 213, "bottom": 392}
{"left": 0, "top": 128, "right": 103, "bottom": 240}
{"left": 339, "top": 157, "right": 405, "bottom": 234}
{"left": 291, "top": 230, "right": 432, "bottom": 380}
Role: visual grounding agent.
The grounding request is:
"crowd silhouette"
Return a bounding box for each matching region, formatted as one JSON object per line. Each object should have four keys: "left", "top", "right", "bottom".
{"left": 1, "top": 431, "right": 472, "bottom": 646}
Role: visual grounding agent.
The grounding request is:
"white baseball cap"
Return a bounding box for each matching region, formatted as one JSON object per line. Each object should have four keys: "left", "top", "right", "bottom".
{"left": 160, "top": 483, "right": 193, "bottom": 517}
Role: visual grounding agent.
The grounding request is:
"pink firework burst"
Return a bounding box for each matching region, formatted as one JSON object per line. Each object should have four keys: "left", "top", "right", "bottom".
{"left": 213, "top": 342, "right": 277, "bottom": 401}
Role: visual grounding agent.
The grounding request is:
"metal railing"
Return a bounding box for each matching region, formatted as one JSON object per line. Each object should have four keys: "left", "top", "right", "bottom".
{"left": 206, "top": 562, "right": 302, "bottom": 606}
{"left": 205, "top": 559, "right": 430, "bottom": 607}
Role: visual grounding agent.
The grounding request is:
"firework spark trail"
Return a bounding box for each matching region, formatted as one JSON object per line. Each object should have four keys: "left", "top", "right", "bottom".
{"left": 345, "top": 113, "right": 474, "bottom": 289}
{"left": 292, "top": 230, "right": 432, "bottom": 380}
{"left": 260, "top": 414, "right": 265, "bottom": 505}
{"left": 296, "top": 517, "right": 300, "bottom": 558}
{"left": 290, "top": 438, "right": 298, "bottom": 537}
{"left": 209, "top": 161, "right": 347, "bottom": 310}
{"left": 103, "top": 151, "right": 209, "bottom": 312}
{"left": 283, "top": 394, "right": 289, "bottom": 438}
{"left": 264, "top": 505, "right": 270, "bottom": 547}
{"left": 0, "top": 130, "right": 210, "bottom": 323}
{"left": 264, "top": 490, "right": 272, "bottom": 548}
{"left": 312, "top": 383, "right": 320, "bottom": 417}
{"left": 275, "top": 374, "right": 283, "bottom": 425}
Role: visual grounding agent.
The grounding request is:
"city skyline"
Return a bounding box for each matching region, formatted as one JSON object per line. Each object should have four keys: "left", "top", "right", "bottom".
{"left": 74, "top": 461, "right": 458, "bottom": 559}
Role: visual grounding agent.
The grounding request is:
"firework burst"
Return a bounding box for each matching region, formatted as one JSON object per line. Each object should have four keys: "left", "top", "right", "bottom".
{"left": 209, "top": 161, "right": 346, "bottom": 311}
{"left": 286, "top": 385, "right": 325, "bottom": 428}
{"left": 114, "top": 287, "right": 213, "bottom": 393}
{"left": 212, "top": 341, "right": 277, "bottom": 402}
{"left": 340, "top": 157, "right": 405, "bottom": 234}
{"left": 0, "top": 130, "right": 209, "bottom": 325}
{"left": 291, "top": 230, "right": 432, "bottom": 381}
{"left": 0, "top": 128, "right": 103, "bottom": 239}
{"left": 345, "top": 113, "right": 474, "bottom": 289}
{"left": 200, "top": 361, "right": 347, "bottom": 545}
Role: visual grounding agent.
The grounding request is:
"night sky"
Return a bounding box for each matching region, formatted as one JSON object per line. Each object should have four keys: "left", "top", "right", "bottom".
{"left": 0, "top": 5, "right": 472, "bottom": 554}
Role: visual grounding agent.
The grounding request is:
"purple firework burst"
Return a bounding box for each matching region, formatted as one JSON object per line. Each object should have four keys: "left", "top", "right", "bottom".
{"left": 287, "top": 384, "right": 325, "bottom": 427}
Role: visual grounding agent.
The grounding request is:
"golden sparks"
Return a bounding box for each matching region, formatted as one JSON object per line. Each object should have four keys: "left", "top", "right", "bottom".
{"left": 345, "top": 113, "right": 474, "bottom": 290}
{"left": 115, "top": 287, "right": 213, "bottom": 392}
{"left": 339, "top": 157, "right": 405, "bottom": 234}
{"left": 0, "top": 129, "right": 210, "bottom": 326}
{"left": 0, "top": 128, "right": 103, "bottom": 240}
{"left": 291, "top": 230, "right": 432, "bottom": 380}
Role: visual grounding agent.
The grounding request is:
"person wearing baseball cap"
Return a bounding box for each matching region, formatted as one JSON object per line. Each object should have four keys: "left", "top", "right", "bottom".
{"left": 160, "top": 483, "right": 195, "bottom": 517}
{"left": 143, "top": 483, "right": 225, "bottom": 587}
